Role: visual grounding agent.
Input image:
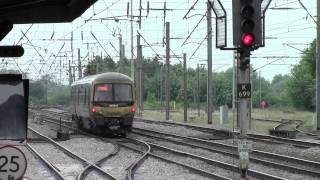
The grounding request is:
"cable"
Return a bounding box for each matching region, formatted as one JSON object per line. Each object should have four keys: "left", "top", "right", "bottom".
{"left": 297, "top": 0, "right": 316, "bottom": 24}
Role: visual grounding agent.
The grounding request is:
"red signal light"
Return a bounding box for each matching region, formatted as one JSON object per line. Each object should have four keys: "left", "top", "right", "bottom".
{"left": 91, "top": 106, "right": 97, "bottom": 113}
{"left": 242, "top": 33, "right": 254, "bottom": 46}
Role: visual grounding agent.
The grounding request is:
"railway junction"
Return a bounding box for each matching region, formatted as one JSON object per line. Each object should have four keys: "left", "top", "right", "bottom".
{"left": 15, "top": 107, "right": 319, "bottom": 180}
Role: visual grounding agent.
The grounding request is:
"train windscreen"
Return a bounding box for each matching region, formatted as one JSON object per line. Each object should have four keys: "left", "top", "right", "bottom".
{"left": 114, "top": 84, "right": 132, "bottom": 102}
{"left": 94, "top": 84, "right": 132, "bottom": 102}
{"left": 94, "top": 84, "right": 113, "bottom": 102}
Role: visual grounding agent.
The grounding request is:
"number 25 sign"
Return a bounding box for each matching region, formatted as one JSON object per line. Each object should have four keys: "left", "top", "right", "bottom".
{"left": 0, "top": 145, "right": 27, "bottom": 180}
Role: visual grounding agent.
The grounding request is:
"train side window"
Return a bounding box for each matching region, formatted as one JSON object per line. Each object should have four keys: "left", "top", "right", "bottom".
{"left": 77, "top": 87, "right": 80, "bottom": 105}
{"left": 84, "top": 87, "right": 87, "bottom": 104}
{"left": 87, "top": 87, "right": 90, "bottom": 105}
{"left": 72, "top": 87, "right": 74, "bottom": 103}
{"left": 80, "top": 87, "right": 85, "bottom": 105}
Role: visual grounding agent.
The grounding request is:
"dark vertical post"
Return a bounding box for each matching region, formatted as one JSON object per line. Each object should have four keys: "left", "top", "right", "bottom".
{"left": 197, "top": 64, "right": 200, "bottom": 117}
{"left": 60, "top": 56, "right": 62, "bottom": 84}
{"left": 237, "top": 49, "right": 251, "bottom": 179}
{"left": 183, "top": 53, "right": 187, "bottom": 122}
{"left": 259, "top": 71, "right": 261, "bottom": 107}
{"left": 119, "top": 35, "right": 122, "bottom": 73}
{"left": 140, "top": 47, "right": 143, "bottom": 112}
{"left": 317, "top": 0, "right": 320, "bottom": 129}
{"left": 160, "top": 65, "right": 163, "bottom": 107}
{"left": 130, "top": 0, "right": 134, "bottom": 79}
{"left": 78, "top": 48, "right": 82, "bottom": 79}
{"left": 165, "top": 22, "right": 170, "bottom": 121}
{"left": 69, "top": 60, "right": 72, "bottom": 86}
{"left": 233, "top": 50, "right": 237, "bottom": 110}
{"left": 137, "top": 34, "right": 142, "bottom": 116}
{"left": 207, "top": 1, "right": 213, "bottom": 124}
{"left": 139, "top": 0, "right": 142, "bottom": 29}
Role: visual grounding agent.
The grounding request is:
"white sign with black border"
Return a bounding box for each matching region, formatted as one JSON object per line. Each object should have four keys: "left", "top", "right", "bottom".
{"left": 0, "top": 145, "right": 27, "bottom": 180}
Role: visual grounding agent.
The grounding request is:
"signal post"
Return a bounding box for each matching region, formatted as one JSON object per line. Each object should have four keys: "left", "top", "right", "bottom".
{"left": 208, "top": 0, "right": 271, "bottom": 179}
{"left": 232, "top": 0, "right": 262, "bottom": 179}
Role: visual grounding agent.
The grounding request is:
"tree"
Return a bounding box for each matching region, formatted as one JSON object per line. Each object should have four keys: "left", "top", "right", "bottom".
{"left": 83, "top": 56, "right": 117, "bottom": 76}
{"left": 287, "top": 39, "right": 316, "bottom": 110}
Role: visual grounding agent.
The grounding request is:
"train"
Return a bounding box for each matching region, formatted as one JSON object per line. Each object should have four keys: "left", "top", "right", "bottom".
{"left": 70, "top": 72, "right": 136, "bottom": 136}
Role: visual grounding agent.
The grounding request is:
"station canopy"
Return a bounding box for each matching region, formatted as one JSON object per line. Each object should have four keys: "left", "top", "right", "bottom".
{"left": 0, "top": 0, "right": 97, "bottom": 24}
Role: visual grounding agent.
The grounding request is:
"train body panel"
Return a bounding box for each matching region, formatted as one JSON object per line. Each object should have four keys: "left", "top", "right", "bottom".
{"left": 70, "top": 72, "right": 135, "bottom": 136}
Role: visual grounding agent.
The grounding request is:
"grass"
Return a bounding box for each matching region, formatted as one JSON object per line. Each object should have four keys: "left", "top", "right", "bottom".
{"left": 138, "top": 107, "right": 317, "bottom": 135}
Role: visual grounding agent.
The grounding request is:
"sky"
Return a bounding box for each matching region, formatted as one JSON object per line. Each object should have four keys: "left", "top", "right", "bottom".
{"left": 0, "top": 0, "right": 316, "bottom": 83}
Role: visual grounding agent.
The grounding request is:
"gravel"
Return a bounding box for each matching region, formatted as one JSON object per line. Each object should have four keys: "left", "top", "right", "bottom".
{"left": 101, "top": 148, "right": 141, "bottom": 179}
{"left": 59, "top": 137, "right": 115, "bottom": 162}
{"left": 133, "top": 121, "right": 212, "bottom": 138}
{"left": 84, "top": 170, "right": 110, "bottom": 180}
{"left": 135, "top": 156, "right": 213, "bottom": 180}
{"left": 28, "top": 118, "right": 58, "bottom": 139}
{"left": 28, "top": 142, "right": 84, "bottom": 179}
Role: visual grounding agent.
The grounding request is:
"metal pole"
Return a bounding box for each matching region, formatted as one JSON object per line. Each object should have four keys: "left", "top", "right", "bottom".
{"left": 237, "top": 49, "right": 251, "bottom": 179}
{"left": 78, "top": 48, "right": 82, "bottom": 79}
{"left": 233, "top": 50, "right": 237, "bottom": 110}
{"left": 96, "top": 60, "right": 98, "bottom": 74}
{"left": 68, "top": 60, "right": 72, "bottom": 86}
{"left": 160, "top": 65, "right": 163, "bottom": 107}
{"left": 45, "top": 75, "right": 48, "bottom": 105}
{"left": 165, "top": 22, "right": 170, "bottom": 121}
{"left": 60, "top": 56, "right": 62, "bottom": 84}
{"left": 137, "top": 34, "right": 141, "bottom": 116}
{"left": 139, "top": 0, "right": 142, "bottom": 29}
{"left": 259, "top": 71, "right": 261, "bottom": 107}
{"left": 140, "top": 46, "right": 143, "bottom": 112}
{"left": 131, "top": 0, "right": 134, "bottom": 79}
{"left": 317, "top": 0, "right": 320, "bottom": 130}
{"left": 197, "top": 64, "right": 200, "bottom": 117}
{"left": 122, "top": 45, "right": 125, "bottom": 59}
{"left": 71, "top": 32, "right": 73, "bottom": 64}
{"left": 183, "top": 53, "right": 187, "bottom": 122}
{"left": 73, "top": 66, "right": 76, "bottom": 82}
{"left": 207, "top": 2, "right": 213, "bottom": 124}
{"left": 119, "top": 35, "right": 123, "bottom": 63}
{"left": 250, "top": 74, "right": 252, "bottom": 130}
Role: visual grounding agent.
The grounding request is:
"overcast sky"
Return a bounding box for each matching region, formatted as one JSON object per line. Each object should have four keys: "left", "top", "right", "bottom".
{"left": 1, "top": 0, "right": 316, "bottom": 83}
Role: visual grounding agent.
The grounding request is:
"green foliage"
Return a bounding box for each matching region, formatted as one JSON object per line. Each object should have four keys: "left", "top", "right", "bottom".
{"left": 83, "top": 55, "right": 131, "bottom": 76}
{"left": 287, "top": 39, "right": 316, "bottom": 110}
{"left": 47, "top": 85, "right": 70, "bottom": 105}
{"left": 29, "top": 74, "right": 70, "bottom": 105}
{"left": 27, "top": 38, "right": 315, "bottom": 110}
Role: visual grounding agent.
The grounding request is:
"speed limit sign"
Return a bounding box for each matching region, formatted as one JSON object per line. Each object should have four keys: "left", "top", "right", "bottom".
{"left": 0, "top": 145, "right": 27, "bottom": 180}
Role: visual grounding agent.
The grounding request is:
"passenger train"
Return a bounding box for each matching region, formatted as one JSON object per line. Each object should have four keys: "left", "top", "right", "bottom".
{"left": 70, "top": 72, "right": 136, "bottom": 136}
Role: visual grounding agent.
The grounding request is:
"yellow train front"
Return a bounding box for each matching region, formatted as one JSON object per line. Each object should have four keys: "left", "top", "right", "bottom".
{"left": 71, "top": 72, "right": 136, "bottom": 136}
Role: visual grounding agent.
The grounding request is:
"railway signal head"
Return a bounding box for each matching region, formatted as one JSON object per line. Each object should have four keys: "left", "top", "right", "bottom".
{"left": 233, "top": 0, "right": 262, "bottom": 49}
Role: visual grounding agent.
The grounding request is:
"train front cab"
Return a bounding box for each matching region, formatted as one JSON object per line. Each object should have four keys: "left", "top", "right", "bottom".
{"left": 90, "top": 83, "right": 135, "bottom": 136}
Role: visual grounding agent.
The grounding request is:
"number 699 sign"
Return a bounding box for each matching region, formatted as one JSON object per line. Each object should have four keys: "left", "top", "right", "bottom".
{"left": 0, "top": 145, "right": 27, "bottom": 180}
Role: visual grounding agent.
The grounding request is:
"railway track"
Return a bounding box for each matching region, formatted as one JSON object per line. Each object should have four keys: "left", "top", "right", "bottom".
{"left": 34, "top": 108, "right": 234, "bottom": 179}
{"left": 135, "top": 118, "right": 320, "bottom": 148}
{"left": 27, "top": 127, "right": 118, "bottom": 180}
{"left": 26, "top": 143, "right": 65, "bottom": 179}
{"left": 131, "top": 127, "right": 320, "bottom": 179}
{"left": 33, "top": 108, "right": 320, "bottom": 179}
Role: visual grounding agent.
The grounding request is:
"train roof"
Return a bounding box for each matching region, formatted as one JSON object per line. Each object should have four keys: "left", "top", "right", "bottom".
{"left": 71, "top": 72, "right": 133, "bottom": 86}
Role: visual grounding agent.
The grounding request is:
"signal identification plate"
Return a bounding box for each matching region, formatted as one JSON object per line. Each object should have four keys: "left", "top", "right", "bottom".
{"left": 237, "top": 83, "right": 251, "bottom": 98}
